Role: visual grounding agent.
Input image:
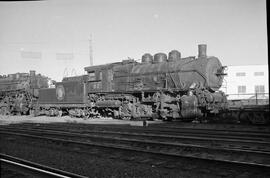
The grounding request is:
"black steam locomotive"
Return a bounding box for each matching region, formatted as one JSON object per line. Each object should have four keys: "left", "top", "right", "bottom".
{"left": 36, "top": 44, "right": 228, "bottom": 120}
{"left": 0, "top": 71, "right": 50, "bottom": 115}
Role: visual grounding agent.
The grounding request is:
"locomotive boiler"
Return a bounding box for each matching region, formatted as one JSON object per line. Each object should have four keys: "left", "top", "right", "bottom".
{"left": 0, "top": 70, "right": 50, "bottom": 115}
{"left": 37, "top": 44, "right": 228, "bottom": 120}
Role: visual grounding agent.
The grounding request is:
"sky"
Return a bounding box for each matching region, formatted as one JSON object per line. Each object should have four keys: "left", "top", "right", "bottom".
{"left": 0, "top": 0, "right": 267, "bottom": 81}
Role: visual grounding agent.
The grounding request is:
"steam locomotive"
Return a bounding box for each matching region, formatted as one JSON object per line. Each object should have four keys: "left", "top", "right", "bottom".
{"left": 0, "top": 71, "right": 50, "bottom": 115}
{"left": 36, "top": 44, "right": 228, "bottom": 120}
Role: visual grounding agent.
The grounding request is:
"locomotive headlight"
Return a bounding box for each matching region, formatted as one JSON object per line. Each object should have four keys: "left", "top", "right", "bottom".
{"left": 215, "top": 66, "right": 227, "bottom": 76}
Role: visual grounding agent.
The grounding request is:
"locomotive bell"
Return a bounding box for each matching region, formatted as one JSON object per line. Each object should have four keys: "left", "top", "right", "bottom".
{"left": 198, "top": 44, "right": 207, "bottom": 58}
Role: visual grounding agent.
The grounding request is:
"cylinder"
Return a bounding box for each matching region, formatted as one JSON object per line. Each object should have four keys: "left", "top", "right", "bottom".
{"left": 141, "top": 53, "right": 153, "bottom": 63}
{"left": 168, "top": 50, "right": 181, "bottom": 61}
{"left": 198, "top": 44, "right": 207, "bottom": 58}
{"left": 153, "top": 53, "right": 167, "bottom": 63}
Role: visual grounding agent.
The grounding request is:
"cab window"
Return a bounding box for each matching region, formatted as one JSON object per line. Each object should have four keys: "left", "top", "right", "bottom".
{"left": 88, "top": 71, "right": 95, "bottom": 81}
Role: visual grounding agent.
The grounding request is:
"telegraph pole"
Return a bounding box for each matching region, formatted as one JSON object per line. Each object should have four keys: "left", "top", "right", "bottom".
{"left": 89, "top": 34, "right": 93, "bottom": 66}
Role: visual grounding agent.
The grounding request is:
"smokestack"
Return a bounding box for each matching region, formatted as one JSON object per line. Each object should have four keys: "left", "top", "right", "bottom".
{"left": 198, "top": 44, "right": 207, "bottom": 58}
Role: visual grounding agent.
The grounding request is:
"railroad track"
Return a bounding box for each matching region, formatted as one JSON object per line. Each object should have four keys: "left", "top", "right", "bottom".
{"left": 9, "top": 123, "right": 270, "bottom": 141}
{"left": 1, "top": 127, "right": 270, "bottom": 168}
{"left": 149, "top": 122, "right": 270, "bottom": 132}
{"left": 0, "top": 153, "right": 87, "bottom": 178}
{"left": 150, "top": 124, "right": 270, "bottom": 134}
{"left": 1, "top": 125, "right": 270, "bottom": 152}
{"left": 9, "top": 123, "right": 270, "bottom": 145}
{"left": 2, "top": 123, "right": 270, "bottom": 151}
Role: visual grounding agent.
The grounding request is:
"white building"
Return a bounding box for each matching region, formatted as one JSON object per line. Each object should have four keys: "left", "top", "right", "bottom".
{"left": 220, "top": 65, "right": 269, "bottom": 101}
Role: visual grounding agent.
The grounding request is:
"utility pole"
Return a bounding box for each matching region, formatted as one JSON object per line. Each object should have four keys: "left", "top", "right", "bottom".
{"left": 89, "top": 34, "right": 93, "bottom": 66}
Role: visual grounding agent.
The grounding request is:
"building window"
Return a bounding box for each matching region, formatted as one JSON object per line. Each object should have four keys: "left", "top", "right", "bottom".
{"left": 236, "top": 72, "right": 246, "bottom": 76}
{"left": 88, "top": 71, "right": 95, "bottom": 81}
{"left": 238, "top": 86, "right": 246, "bottom": 94}
{"left": 254, "top": 72, "right": 264, "bottom": 76}
{"left": 255, "top": 85, "right": 265, "bottom": 94}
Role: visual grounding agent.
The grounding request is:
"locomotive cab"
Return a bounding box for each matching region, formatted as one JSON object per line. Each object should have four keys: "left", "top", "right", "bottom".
{"left": 85, "top": 63, "right": 115, "bottom": 93}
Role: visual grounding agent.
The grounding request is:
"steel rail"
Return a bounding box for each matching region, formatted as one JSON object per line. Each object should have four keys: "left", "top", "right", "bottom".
{"left": 149, "top": 125, "right": 270, "bottom": 134}
{"left": 8, "top": 122, "right": 270, "bottom": 137}
{"left": 6, "top": 124, "right": 270, "bottom": 142}
{"left": 48, "top": 123, "right": 270, "bottom": 138}
{"left": 4, "top": 124, "right": 270, "bottom": 140}
{"left": 0, "top": 153, "right": 88, "bottom": 178}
